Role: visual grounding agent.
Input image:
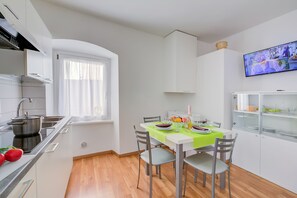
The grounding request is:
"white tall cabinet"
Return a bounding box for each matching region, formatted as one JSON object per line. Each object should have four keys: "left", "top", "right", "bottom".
{"left": 196, "top": 49, "right": 243, "bottom": 129}
{"left": 164, "top": 30, "right": 197, "bottom": 93}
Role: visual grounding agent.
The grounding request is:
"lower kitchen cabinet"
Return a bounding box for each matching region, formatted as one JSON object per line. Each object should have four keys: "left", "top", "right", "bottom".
{"left": 260, "top": 135, "right": 297, "bottom": 193}
{"left": 233, "top": 130, "right": 297, "bottom": 194}
{"left": 8, "top": 164, "right": 37, "bottom": 198}
{"left": 232, "top": 129, "right": 261, "bottom": 175}
{"left": 36, "top": 125, "right": 72, "bottom": 198}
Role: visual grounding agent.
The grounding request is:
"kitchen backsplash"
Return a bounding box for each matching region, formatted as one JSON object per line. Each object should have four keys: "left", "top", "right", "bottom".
{"left": 0, "top": 75, "right": 22, "bottom": 124}
{"left": 0, "top": 75, "right": 46, "bottom": 125}
{"left": 22, "top": 83, "right": 46, "bottom": 116}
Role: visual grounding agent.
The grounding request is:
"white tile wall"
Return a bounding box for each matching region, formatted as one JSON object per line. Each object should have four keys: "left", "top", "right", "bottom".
{"left": 0, "top": 75, "right": 22, "bottom": 124}
{"left": 0, "top": 76, "right": 47, "bottom": 125}
{"left": 22, "top": 82, "right": 46, "bottom": 116}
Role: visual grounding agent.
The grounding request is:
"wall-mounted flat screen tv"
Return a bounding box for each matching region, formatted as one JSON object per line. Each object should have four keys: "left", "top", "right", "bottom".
{"left": 244, "top": 41, "right": 297, "bottom": 77}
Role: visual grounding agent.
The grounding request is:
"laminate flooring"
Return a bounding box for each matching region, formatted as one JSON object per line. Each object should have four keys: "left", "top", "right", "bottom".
{"left": 65, "top": 153, "right": 297, "bottom": 198}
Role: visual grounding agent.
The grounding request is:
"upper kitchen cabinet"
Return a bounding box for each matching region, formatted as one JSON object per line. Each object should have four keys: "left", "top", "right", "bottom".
{"left": 164, "top": 30, "right": 197, "bottom": 93}
{"left": 196, "top": 49, "right": 243, "bottom": 129}
{"left": 26, "top": 0, "right": 52, "bottom": 55}
{"left": 0, "top": 0, "right": 26, "bottom": 27}
{"left": 25, "top": 49, "right": 52, "bottom": 82}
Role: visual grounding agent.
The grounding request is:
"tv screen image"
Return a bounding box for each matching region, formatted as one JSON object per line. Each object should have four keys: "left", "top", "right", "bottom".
{"left": 243, "top": 41, "right": 297, "bottom": 77}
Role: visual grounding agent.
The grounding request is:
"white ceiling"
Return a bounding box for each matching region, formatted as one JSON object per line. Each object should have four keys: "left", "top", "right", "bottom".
{"left": 43, "top": 0, "right": 297, "bottom": 42}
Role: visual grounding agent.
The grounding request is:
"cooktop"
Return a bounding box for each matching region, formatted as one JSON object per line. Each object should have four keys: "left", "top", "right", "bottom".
{"left": 0, "top": 128, "right": 55, "bottom": 153}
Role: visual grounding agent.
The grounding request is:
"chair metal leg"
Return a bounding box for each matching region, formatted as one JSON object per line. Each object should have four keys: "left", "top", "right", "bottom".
{"left": 228, "top": 170, "right": 232, "bottom": 198}
{"left": 211, "top": 173, "right": 216, "bottom": 198}
{"left": 183, "top": 163, "right": 188, "bottom": 197}
{"left": 194, "top": 169, "right": 198, "bottom": 183}
{"left": 137, "top": 156, "right": 140, "bottom": 188}
{"left": 149, "top": 164, "right": 153, "bottom": 198}
{"left": 203, "top": 172, "right": 206, "bottom": 187}
{"left": 156, "top": 165, "right": 159, "bottom": 175}
{"left": 159, "top": 165, "right": 162, "bottom": 179}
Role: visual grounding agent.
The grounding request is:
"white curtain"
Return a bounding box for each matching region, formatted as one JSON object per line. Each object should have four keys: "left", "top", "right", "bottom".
{"left": 57, "top": 54, "right": 110, "bottom": 120}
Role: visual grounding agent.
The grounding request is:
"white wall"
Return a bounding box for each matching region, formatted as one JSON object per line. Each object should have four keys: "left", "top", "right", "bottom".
{"left": 219, "top": 9, "right": 297, "bottom": 92}
{"left": 71, "top": 122, "right": 114, "bottom": 157}
{"left": 22, "top": 83, "right": 46, "bottom": 115}
{"left": 32, "top": 1, "right": 195, "bottom": 154}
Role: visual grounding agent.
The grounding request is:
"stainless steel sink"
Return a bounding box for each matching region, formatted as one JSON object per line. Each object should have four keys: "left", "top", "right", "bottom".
{"left": 42, "top": 116, "right": 64, "bottom": 122}
{"left": 42, "top": 121, "right": 58, "bottom": 128}
{"left": 41, "top": 116, "right": 64, "bottom": 128}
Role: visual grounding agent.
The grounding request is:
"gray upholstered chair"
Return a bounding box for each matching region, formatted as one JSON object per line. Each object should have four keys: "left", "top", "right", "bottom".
{"left": 134, "top": 126, "right": 175, "bottom": 198}
{"left": 183, "top": 134, "right": 237, "bottom": 198}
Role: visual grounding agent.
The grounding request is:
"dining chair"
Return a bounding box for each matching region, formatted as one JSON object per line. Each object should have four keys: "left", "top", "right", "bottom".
{"left": 193, "top": 121, "right": 222, "bottom": 182}
{"left": 183, "top": 134, "right": 238, "bottom": 198}
{"left": 143, "top": 116, "right": 163, "bottom": 147}
{"left": 134, "top": 126, "right": 176, "bottom": 198}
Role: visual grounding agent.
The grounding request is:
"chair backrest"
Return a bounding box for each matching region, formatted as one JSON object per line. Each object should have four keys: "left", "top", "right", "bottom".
{"left": 212, "top": 134, "right": 238, "bottom": 172}
{"left": 212, "top": 122, "right": 221, "bottom": 128}
{"left": 133, "top": 125, "right": 152, "bottom": 163}
{"left": 143, "top": 116, "right": 161, "bottom": 123}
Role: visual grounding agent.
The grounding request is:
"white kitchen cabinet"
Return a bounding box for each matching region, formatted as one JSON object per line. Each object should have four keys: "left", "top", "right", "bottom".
{"left": 59, "top": 124, "right": 73, "bottom": 193}
{"left": 232, "top": 91, "right": 297, "bottom": 193}
{"left": 0, "top": 0, "right": 26, "bottom": 27}
{"left": 36, "top": 124, "right": 72, "bottom": 198}
{"left": 164, "top": 30, "right": 197, "bottom": 93}
{"left": 8, "top": 164, "right": 37, "bottom": 198}
{"left": 26, "top": 0, "right": 52, "bottom": 56}
{"left": 25, "top": 0, "right": 43, "bottom": 53}
{"left": 260, "top": 135, "right": 297, "bottom": 193}
{"left": 25, "top": 49, "right": 43, "bottom": 77}
{"left": 25, "top": 49, "right": 52, "bottom": 82}
{"left": 197, "top": 49, "right": 243, "bottom": 129}
{"left": 232, "top": 129, "right": 260, "bottom": 175}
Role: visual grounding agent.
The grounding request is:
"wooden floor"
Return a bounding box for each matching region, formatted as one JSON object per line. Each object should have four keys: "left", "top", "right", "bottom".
{"left": 65, "top": 153, "right": 297, "bottom": 198}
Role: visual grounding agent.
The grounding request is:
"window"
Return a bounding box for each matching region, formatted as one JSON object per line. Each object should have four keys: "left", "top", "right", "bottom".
{"left": 56, "top": 53, "right": 111, "bottom": 120}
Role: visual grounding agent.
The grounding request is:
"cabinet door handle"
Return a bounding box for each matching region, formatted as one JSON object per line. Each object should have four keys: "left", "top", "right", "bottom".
{"left": 45, "top": 143, "right": 59, "bottom": 153}
{"left": 29, "top": 73, "right": 41, "bottom": 77}
{"left": 3, "top": 5, "right": 19, "bottom": 20}
{"left": 60, "top": 128, "right": 69, "bottom": 134}
{"left": 19, "top": 179, "right": 34, "bottom": 197}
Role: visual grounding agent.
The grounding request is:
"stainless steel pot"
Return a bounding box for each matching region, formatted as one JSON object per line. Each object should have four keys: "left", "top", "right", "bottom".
{"left": 8, "top": 115, "right": 42, "bottom": 136}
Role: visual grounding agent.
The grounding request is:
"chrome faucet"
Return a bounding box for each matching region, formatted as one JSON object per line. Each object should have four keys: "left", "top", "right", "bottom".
{"left": 16, "top": 98, "right": 32, "bottom": 117}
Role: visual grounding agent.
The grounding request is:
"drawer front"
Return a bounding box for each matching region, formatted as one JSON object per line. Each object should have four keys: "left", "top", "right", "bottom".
{"left": 8, "top": 165, "right": 36, "bottom": 198}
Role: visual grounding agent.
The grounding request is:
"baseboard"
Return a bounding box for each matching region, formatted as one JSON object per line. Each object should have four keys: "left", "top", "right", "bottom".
{"left": 73, "top": 150, "right": 113, "bottom": 160}
{"left": 73, "top": 150, "right": 141, "bottom": 160}
{"left": 114, "top": 150, "right": 141, "bottom": 158}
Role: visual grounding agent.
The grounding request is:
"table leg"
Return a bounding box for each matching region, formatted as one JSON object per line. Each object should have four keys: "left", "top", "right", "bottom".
{"left": 176, "top": 144, "right": 183, "bottom": 198}
{"left": 220, "top": 150, "right": 226, "bottom": 189}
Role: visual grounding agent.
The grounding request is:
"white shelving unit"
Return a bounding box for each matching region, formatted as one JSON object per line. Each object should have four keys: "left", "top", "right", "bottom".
{"left": 232, "top": 91, "right": 297, "bottom": 194}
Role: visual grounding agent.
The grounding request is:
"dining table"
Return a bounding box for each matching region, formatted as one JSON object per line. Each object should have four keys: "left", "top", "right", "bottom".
{"left": 140, "top": 122, "right": 233, "bottom": 198}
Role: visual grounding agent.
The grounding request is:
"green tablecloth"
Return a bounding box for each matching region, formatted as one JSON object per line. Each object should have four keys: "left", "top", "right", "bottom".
{"left": 146, "top": 124, "right": 224, "bottom": 148}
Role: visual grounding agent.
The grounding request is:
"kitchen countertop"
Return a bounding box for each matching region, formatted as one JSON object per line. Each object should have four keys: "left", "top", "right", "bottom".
{"left": 0, "top": 116, "right": 72, "bottom": 198}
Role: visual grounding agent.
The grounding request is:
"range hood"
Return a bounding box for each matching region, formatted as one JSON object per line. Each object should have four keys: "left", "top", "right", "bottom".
{"left": 0, "top": 12, "right": 39, "bottom": 52}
